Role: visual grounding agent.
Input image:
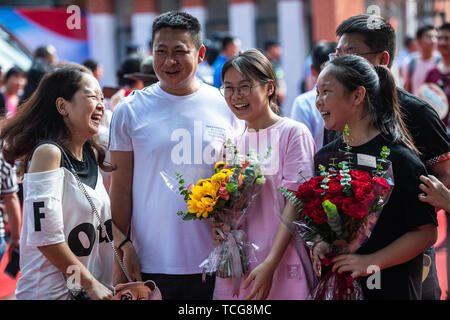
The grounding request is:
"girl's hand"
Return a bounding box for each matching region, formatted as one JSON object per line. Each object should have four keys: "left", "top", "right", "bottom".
{"left": 210, "top": 221, "right": 224, "bottom": 245}
{"left": 419, "top": 175, "right": 450, "bottom": 212}
{"left": 312, "top": 241, "right": 331, "bottom": 277}
{"left": 331, "top": 253, "right": 373, "bottom": 278}
{"left": 85, "top": 279, "right": 113, "bottom": 300}
{"left": 242, "top": 260, "right": 276, "bottom": 300}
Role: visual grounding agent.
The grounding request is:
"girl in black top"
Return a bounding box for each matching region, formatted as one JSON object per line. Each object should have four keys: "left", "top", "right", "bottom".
{"left": 313, "top": 54, "right": 438, "bottom": 299}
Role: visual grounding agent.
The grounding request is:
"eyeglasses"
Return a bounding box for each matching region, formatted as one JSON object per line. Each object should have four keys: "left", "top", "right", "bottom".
{"left": 219, "top": 84, "right": 263, "bottom": 98}
{"left": 328, "top": 51, "right": 383, "bottom": 61}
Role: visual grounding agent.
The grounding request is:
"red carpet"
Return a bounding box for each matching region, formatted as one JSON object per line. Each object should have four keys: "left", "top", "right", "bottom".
{"left": 0, "top": 243, "right": 20, "bottom": 299}
{"left": 436, "top": 209, "right": 448, "bottom": 300}
{"left": 0, "top": 210, "right": 448, "bottom": 300}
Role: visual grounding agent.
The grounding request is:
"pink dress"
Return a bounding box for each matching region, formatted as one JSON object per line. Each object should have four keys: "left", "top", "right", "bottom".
{"left": 213, "top": 117, "right": 318, "bottom": 300}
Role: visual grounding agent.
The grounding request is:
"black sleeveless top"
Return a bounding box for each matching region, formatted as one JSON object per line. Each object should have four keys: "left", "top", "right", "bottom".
{"left": 29, "top": 141, "right": 98, "bottom": 190}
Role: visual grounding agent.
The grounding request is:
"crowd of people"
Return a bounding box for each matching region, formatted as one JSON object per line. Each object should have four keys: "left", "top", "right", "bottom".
{"left": 0, "top": 10, "right": 449, "bottom": 301}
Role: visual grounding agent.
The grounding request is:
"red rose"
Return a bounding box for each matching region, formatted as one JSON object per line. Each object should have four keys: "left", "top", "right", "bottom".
{"left": 351, "top": 180, "right": 373, "bottom": 200}
{"left": 303, "top": 197, "right": 328, "bottom": 224}
{"left": 341, "top": 196, "right": 370, "bottom": 219}
{"left": 324, "top": 193, "right": 345, "bottom": 209}
{"left": 327, "top": 176, "right": 344, "bottom": 194}
{"left": 296, "top": 176, "right": 324, "bottom": 200}
{"left": 349, "top": 170, "right": 372, "bottom": 182}
{"left": 372, "top": 176, "right": 391, "bottom": 199}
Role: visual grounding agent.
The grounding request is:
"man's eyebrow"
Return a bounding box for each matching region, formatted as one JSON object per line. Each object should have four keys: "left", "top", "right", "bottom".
{"left": 337, "top": 45, "right": 354, "bottom": 51}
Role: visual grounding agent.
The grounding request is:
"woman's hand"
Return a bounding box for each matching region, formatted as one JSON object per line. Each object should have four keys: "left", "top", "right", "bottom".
{"left": 84, "top": 278, "right": 114, "bottom": 300}
{"left": 311, "top": 241, "right": 331, "bottom": 277}
{"left": 419, "top": 175, "right": 450, "bottom": 212}
{"left": 330, "top": 253, "right": 373, "bottom": 278}
{"left": 211, "top": 221, "right": 225, "bottom": 245}
{"left": 242, "top": 259, "right": 277, "bottom": 300}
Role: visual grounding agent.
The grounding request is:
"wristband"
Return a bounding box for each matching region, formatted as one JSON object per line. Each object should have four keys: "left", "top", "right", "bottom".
{"left": 118, "top": 237, "right": 132, "bottom": 250}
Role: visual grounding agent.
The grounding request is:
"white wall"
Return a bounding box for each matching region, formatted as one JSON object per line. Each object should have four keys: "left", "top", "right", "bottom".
{"left": 182, "top": 6, "right": 208, "bottom": 40}
{"left": 87, "top": 12, "right": 117, "bottom": 87}
{"left": 229, "top": 2, "right": 256, "bottom": 50}
{"left": 132, "top": 12, "right": 156, "bottom": 54}
{"left": 278, "top": 0, "right": 309, "bottom": 116}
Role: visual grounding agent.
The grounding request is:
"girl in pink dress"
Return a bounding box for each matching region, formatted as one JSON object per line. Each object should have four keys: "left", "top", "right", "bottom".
{"left": 213, "top": 49, "right": 317, "bottom": 300}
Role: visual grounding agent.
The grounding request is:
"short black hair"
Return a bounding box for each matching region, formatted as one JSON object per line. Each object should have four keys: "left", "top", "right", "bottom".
{"left": 5, "top": 66, "right": 26, "bottom": 81}
{"left": 82, "top": 59, "right": 99, "bottom": 74}
{"left": 438, "top": 23, "right": 450, "bottom": 32}
{"left": 34, "top": 45, "right": 53, "bottom": 59}
{"left": 312, "top": 42, "right": 337, "bottom": 72}
{"left": 152, "top": 11, "right": 202, "bottom": 49}
{"left": 416, "top": 24, "right": 435, "bottom": 39}
{"left": 336, "top": 14, "right": 396, "bottom": 68}
{"left": 264, "top": 38, "right": 280, "bottom": 51}
{"left": 221, "top": 35, "right": 238, "bottom": 51}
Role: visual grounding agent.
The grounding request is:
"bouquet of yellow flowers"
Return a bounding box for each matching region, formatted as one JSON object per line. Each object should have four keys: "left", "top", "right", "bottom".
{"left": 164, "top": 139, "right": 269, "bottom": 297}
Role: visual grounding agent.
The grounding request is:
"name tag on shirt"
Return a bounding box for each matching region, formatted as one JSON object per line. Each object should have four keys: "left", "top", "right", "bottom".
{"left": 357, "top": 153, "right": 377, "bottom": 168}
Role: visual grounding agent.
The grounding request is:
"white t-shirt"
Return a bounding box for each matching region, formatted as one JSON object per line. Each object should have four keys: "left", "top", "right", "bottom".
{"left": 109, "top": 81, "right": 243, "bottom": 274}
{"left": 290, "top": 89, "right": 323, "bottom": 149}
{"left": 16, "top": 167, "right": 113, "bottom": 300}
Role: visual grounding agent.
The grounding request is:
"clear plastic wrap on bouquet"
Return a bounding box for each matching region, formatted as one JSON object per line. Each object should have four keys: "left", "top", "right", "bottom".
{"left": 161, "top": 140, "right": 270, "bottom": 297}
{"left": 279, "top": 143, "right": 395, "bottom": 300}
{"left": 198, "top": 183, "right": 261, "bottom": 295}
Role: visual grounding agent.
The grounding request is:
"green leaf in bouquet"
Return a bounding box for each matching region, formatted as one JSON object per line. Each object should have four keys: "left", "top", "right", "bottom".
{"left": 226, "top": 182, "right": 238, "bottom": 193}
{"left": 297, "top": 170, "right": 308, "bottom": 182}
{"left": 182, "top": 213, "right": 196, "bottom": 221}
{"left": 318, "top": 164, "right": 326, "bottom": 173}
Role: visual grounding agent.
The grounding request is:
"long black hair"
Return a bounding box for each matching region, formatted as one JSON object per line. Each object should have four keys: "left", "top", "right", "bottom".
{"left": 324, "top": 54, "right": 418, "bottom": 154}
{"left": 0, "top": 64, "right": 115, "bottom": 175}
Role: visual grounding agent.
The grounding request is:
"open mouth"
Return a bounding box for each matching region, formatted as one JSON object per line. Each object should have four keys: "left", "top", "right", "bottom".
{"left": 91, "top": 114, "right": 102, "bottom": 125}
{"left": 164, "top": 70, "right": 180, "bottom": 76}
{"left": 321, "top": 111, "right": 330, "bottom": 118}
{"left": 233, "top": 103, "right": 250, "bottom": 111}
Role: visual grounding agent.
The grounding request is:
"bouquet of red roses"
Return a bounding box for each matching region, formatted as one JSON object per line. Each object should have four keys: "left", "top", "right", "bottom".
{"left": 279, "top": 135, "right": 394, "bottom": 300}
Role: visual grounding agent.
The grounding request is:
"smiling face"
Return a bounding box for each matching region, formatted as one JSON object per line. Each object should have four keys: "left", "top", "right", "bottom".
{"left": 152, "top": 27, "right": 205, "bottom": 96}
{"left": 222, "top": 67, "right": 272, "bottom": 125}
{"left": 315, "top": 66, "right": 357, "bottom": 132}
{"left": 60, "top": 73, "right": 105, "bottom": 139}
{"left": 437, "top": 29, "right": 450, "bottom": 58}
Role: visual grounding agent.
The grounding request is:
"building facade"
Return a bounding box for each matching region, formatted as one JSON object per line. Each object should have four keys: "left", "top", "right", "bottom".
{"left": 2, "top": 0, "right": 450, "bottom": 111}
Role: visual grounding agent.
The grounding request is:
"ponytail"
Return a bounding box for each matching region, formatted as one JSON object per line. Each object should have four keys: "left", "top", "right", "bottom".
{"left": 373, "top": 65, "right": 420, "bottom": 155}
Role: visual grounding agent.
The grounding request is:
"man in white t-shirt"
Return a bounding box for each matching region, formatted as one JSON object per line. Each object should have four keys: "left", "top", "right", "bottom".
{"left": 402, "top": 25, "right": 440, "bottom": 95}
{"left": 109, "top": 11, "right": 242, "bottom": 300}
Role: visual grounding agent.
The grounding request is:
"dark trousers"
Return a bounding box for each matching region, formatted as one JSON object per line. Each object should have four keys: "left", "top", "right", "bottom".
{"left": 141, "top": 273, "right": 215, "bottom": 300}
{"left": 422, "top": 246, "right": 442, "bottom": 300}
